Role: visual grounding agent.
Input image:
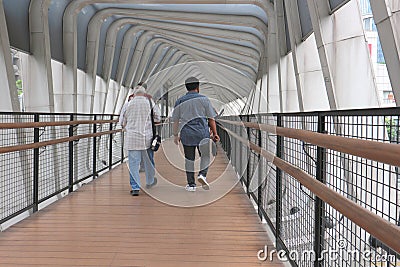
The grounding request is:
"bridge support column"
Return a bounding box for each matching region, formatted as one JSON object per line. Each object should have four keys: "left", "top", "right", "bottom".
{"left": 370, "top": 0, "right": 400, "bottom": 106}
{"left": 306, "top": 0, "right": 379, "bottom": 109}
{"left": 0, "top": 0, "right": 19, "bottom": 112}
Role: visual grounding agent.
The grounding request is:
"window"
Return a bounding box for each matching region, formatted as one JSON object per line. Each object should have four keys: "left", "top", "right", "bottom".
{"left": 377, "top": 38, "right": 385, "bottom": 64}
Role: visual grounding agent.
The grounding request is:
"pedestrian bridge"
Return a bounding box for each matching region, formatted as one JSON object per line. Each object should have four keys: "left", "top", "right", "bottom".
{"left": 0, "top": 111, "right": 399, "bottom": 266}
{"left": 0, "top": 139, "right": 282, "bottom": 266}
{"left": 1, "top": 0, "right": 400, "bottom": 266}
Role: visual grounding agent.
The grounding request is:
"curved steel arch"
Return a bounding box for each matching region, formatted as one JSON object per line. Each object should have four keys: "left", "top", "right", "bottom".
{"left": 106, "top": 26, "right": 258, "bottom": 92}
{"left": 85, "top": 7, "right": 267, "bottom": 79}
{"left": 84, "top": 10, "right": 268, "bottom": 112}
{"left": 29, "top": 0, "right": 275, "bottom": 113}
{"left": 74, "top": 4, "right": 270, "bottom": 112}
{"left": 95, "top": 15, "right": 263, "bottom": 82}
{"left": 124, "top": 34, "right": 256, "bottom": 91}
{"left": 110, "top": 26, "right": 258, "bottom": 85}
{"left": 99, "top": 15, "right": 264, "bottom": 78}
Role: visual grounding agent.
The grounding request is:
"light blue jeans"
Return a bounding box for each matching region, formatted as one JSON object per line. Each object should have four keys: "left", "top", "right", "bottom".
{"left": 128, "top": 149, "right": 155, "bottom": 190}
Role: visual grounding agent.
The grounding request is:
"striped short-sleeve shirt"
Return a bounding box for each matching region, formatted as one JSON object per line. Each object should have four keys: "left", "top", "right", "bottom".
{"left": 123, "top": 96, "right": 161, "bottom": 150}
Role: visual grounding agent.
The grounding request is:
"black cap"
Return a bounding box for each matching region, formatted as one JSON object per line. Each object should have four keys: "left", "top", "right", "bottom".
{"left": 185, "top": 77, "right": 199, "bottom": 91}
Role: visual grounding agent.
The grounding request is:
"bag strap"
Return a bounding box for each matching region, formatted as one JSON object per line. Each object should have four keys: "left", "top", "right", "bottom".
{"left": 148, "top": 98, "right": 156, "bottom": 138}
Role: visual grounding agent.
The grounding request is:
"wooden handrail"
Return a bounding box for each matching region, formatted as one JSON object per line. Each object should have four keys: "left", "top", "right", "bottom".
{"left": 0, "top": 119, "right": 119, "bottom": 129}
{"left": 224, "top": 126, "right": 400, "bottom": 255}
{"left": 0, "top": 129, "right": 122, "bottom": 154}
{"left": 218, "top": 119, "right": 400, "bottom": 167}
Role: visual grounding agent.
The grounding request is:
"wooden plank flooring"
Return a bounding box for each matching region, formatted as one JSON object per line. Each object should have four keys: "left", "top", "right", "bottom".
{"left": 0, "top": 140, "right": 284, "bottom": 266}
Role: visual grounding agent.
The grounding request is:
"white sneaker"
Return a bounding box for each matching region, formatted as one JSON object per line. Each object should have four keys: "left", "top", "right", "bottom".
{"left": 185, "top": 185, "right": 196, "bottom": 192}
{"left": 197, "top": 174, "right": 210, "bottom": 190}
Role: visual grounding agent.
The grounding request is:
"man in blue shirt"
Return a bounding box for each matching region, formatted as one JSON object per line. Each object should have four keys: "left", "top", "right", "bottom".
{"left": 172, "top": 77, "right": 220, "bottom": 191}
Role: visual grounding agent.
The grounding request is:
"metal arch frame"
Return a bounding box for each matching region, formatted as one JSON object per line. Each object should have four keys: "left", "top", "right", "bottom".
{"left": 150, "top": 61, "right": 255, "bottom": 112}
{"left": 114, "top": 52, "right": 194, "bottom": 113}
{"left": 306, "top": 0, "right": 380, "bottom": 110}
{"left": 141, "top": 45, "right": 172, "bottom": 81}
{"left": 28, "top": 0, "right": 276, "bottom": 113}
{"left": 98, "top": 15, "right": 264, "bottom": 77}
{"left": 112, "top": 43, "right": 256, "bottom": 114}
{"left": 84, "top": 8, "right": 267, "bottom": 112}
{"left": 145, "top": 61, "right": 256, "bottom": 105}
{"left": 99, "top": 20, "right": 262, "bottom": 113}
{"left": 193, "top": 62, "right": 257, "bottom": 98}
{"left": 99, "top": 12, "right": 265, "bottom": 62}
{"left": 115, "top": 27, "right": 144, "bottom": 85}
{"left": 134, "top": 36, "right": 255, "bottom": 91}
{"left": 283, "top": 0, "right": 306, "bottom": 112}
{"left": 149, "top": 65, "right": 244, "bottom": 106}
{"left": 369, "top": 1, "right": 400, "bottom": 106}
{"left": 93, "top": 15, "right": 264, "bottom": 87}
{"left": 28, "top": 0, "right": 55, "bottom": 112}
{"left": 82, "top": 7, "right": 268, "bottom": 67}
{"left": 305, "top": 0, "right": 338, "bottom": 110}
{"left": 120, "top": 57, "right": 203, "bottom": 107}
{"left": 147, "top": 50, "right": 186, "bottom": 83}
{"left": 74, "top": 5, "right": 268, "bottom": 114}
{"left": 119, "top": 35, "right": 255, "bottom": 103}
{"left": 145, "top": 47, "right": 178, "bottom": 80}
{"left": 136, "top": 42, "right": 168, "bottom": 83}
{"left": 0, "top": 0, "right": 20, "bottom": 111}
{"left": 128, "top": 33, "right": 258, "bottom": 84}
{"left": 143, "top": 51, "right": 190, "bottom": 97}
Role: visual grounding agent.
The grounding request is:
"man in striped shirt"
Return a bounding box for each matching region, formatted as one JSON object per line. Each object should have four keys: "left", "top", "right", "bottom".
{"left": 123, "top": 85, "right": 161, "bottom": 196}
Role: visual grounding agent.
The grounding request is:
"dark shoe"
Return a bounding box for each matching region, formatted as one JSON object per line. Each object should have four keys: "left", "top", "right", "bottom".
{"left": 185, "top": 184, "right": 196, "bottom": 192}
{"left": 130, "top": 190, "right": 140, "bottom": 196}
{"left": 146, "top": 177, "right": 158, "bottom": 189}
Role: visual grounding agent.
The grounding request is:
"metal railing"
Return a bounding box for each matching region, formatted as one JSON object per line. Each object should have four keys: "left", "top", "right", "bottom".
{"left": 218, "top": 107, "right": 400, "bottom": 267}
{"left": 0, "top": 112, "right": 123, "bottom": 227}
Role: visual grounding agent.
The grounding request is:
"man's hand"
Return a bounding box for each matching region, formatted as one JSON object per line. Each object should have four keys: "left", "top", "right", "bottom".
{"left": 213, "top": 134, "right": 220, "bottom": 142}
{"left": 174, "top": 135, "right": 181, "bottom": 145}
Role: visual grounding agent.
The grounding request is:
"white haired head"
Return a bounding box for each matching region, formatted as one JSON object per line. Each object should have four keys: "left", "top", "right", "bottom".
{"left": 133, "top": 85, "right": 146, "bottom": 94}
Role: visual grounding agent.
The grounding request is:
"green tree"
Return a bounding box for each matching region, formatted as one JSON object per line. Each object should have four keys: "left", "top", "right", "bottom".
{"left": 16, "top": 79, "right": 23, "bottom": 96}
{"left": 385, "top": 117, "right": 398, "bottom": 142}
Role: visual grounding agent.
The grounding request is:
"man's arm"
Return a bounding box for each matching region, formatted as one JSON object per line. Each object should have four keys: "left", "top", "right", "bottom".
{"left": 122, "top": 111, "right": 128, "bottom": 129}
{"left": 119, "top": 103, "right": 127, "bottom": 127}
{"left": 204, "top": 98, "right": 219, "bottom": 142}
{"left": 173, "top": 120, "right": 180, "bottom": 145}
{"left": 171, "top": 99, "right": 181, "bottom": 145}
{"left": 208, "top": 118, "right": 220, "bottom": 142}
{"left": 151, "top": 99, "right": 162, "bottom": 123}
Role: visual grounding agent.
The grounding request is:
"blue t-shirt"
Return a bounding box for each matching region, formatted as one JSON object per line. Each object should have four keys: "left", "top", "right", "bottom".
{"left": 171, "top": 92, "right": 217, "bottom": 146}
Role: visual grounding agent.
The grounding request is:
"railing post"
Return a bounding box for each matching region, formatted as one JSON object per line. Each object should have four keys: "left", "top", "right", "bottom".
{"left": 239, "top": 116, "right": 243, "bottom": 186}
{"left": 275, "top": 114, "right": 283, "bottom": 243}
{"left": 33, "top": 114, "right": 40, "bottom": 212}
{"left": 238, "top": 115, "right": 245, "bottom": 190}
{"left": 227, "top": 124, "right": 231, "bottom": 159}
{"left": 314, "top": 114, "right": 326, "bottom": 267}
{"left": 246, "top": 116, "right": 250, "bottom": 193}
{"left": 257, "top": 114, "right": 263, "bottom": 220}
{"left": 233, "top": 123, "right": 237, "bottom": 173}
{"left": 109, "top": 115, "right": 113, "bottom": 170}
{"left": 93, "top": 115, "right": 97, "bottom": 179}
{"left": 121, "top": 125, "right": 124, "bottom": 164}
{"left": 68, "top": 114, "right": 74, "bottom": 193}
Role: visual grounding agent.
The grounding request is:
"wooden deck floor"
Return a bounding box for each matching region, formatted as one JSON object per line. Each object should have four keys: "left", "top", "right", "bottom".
{"left": 0, "top": 140, "right": 284, "bottom": 266}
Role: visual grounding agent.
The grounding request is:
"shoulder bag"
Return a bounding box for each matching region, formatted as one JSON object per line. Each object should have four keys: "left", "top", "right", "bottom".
{"left": 148, "top": 98, "right": 161, "bottom": 151}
